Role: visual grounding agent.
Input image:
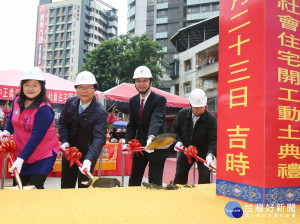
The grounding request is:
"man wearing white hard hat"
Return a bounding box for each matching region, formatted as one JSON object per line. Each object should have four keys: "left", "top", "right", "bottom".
{"left": 123, "top": 66, "right": 171, "bottom": 186}
{"left": 173, "top": 88, "right": 217, "bottom": 184}
{"left": 58, "top": 71, "right": 108, "bottom": 188}
{"left": 0, "top": 67, "right": 60, "bottom": 189}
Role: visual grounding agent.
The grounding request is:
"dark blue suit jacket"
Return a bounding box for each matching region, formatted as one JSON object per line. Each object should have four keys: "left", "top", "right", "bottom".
{"left": 125, "top": 91, "right": 171, "bottom": 162}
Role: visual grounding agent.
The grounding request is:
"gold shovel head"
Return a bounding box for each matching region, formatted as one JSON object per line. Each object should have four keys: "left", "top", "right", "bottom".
{"left": 145, "top": 133, "right": 177, "bottom": 150}
{"left": 82, "top": 177, "right": 123, "bottom": 188}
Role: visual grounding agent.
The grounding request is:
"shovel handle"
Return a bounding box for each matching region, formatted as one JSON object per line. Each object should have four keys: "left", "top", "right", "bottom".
{"left": 121, "top": 146, "right": 145, "bottom": 153}
{"left": 175, "top": 146, "right": 217, "bottom": 170}
{"left": 6, "top": 153, "right": 23, "bottom": 189}
{"left": 73, "top": 158, "right": 94, "bottom": 180}
{"left": 60, "top": 147, "right": 94, "bottom": 180}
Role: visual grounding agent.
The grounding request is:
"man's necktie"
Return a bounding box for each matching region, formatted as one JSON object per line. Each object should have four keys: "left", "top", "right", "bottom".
{"left": 79, "top": 105, "right": 84, "bottom": 115}
{"left": 138, "top": 98, "right": 144, "bottom": 123}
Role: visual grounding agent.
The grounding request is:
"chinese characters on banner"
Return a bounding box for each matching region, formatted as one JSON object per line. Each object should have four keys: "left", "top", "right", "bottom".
{"left": 0, "top": 85, "right": 76, "bottom": 104}
{"left": 217, "top": 0, "right": 300, "bottom": 205}
{"left": 35, "top": 4, "right": 46, "bottom": 69}
{"left": 273, "top": 0, "right": 300, "bottom": 182}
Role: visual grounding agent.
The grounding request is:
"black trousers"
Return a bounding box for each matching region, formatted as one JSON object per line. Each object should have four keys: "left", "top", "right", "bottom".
{"left": 129, "top": 153, "right": 166, "bottom": 186}
{"left": 174, "top": 151, "right": 210, "bottom": 185}
{"left": 61, "top": 154, "right": 96, "bottom": 188}
{"left": 13, "top": 174, "right": 48, "bottom": 189}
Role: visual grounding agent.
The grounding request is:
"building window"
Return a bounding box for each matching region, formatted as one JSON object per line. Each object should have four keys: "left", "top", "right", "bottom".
{"left": 184, "top": 82, "right": 191, "bottom": 94}
{"left": 196, "top": 45, "right": 219, "bottom": 68}
{"left": 146, "top": 25, "right": 154, "bottom": 34}
{"left": 147, "top": 10, "right": 154, "bottom": 18}
{"left": 157, "top": 24, "right": 167, "bottom": 32}
{"left": 147, "top": 0, "right": 154, "bottom": 4}
{"left": 212, "top": 3, "right": 219, "bottom": 11}
{"left": 157, "top": 0, "right": 167, "bottom": 2}
{"left": 157, "top": 39, "right": 167, "bottom": 47}
{"left": 49, "top": 26, "right": 54, "bottom": 32}
{"left": 174, "top": 84, "right": 179, "bottom": 96}
{"left": 184, "top": 59, "right": 192, "bottom": 71}
{"left": 157, "top": 9, "right": 167, "bottom": 18}
{"left": 201, "top": 4, "right": 211, "bottom": 12}
{"left": 187, "top": 6, "right": 200, "bottom": 14}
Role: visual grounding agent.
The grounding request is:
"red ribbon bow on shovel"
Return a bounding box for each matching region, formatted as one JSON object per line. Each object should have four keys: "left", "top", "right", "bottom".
{"left": 59, "top": 144, "right": 94, "bottom": 180}
{"left": 64, "top": 147, "right": 82, "bottom": 168}
{"left": 121, "top": 139, "right": 144, "bottom": 155}
{"left": 0, "top": 136, "right": 23, "bottom": 189}
{"left": 184, "top": 145, "right": 199, "bottom": 165}
{"left": 175, "top": 145, "right": 216, "bottom": 170}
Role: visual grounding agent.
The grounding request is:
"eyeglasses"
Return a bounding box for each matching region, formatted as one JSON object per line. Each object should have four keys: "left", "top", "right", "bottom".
{"left": 76, "top": 86, "right": 95, "bottom": 91}
{"left": 24, "top": 84, "right": 40, "bottom": 89}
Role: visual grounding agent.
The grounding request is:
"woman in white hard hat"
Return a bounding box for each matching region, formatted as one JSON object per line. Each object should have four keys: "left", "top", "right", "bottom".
{"left": 0, "top": 67, "right": 60, "bottom": 189}
{"left": 58, "top": 71, "right": 108, "bottom": 188}
{"left": 172, "top": 88, "right": 217, "bottom": 184}
{"left": 123, "top": 66, "right": 171, "bottom": 186}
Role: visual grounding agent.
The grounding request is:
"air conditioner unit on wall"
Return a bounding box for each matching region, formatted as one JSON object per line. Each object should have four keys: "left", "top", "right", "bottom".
{"left": 173, "top": 54, "right": 179, "bottom": 61}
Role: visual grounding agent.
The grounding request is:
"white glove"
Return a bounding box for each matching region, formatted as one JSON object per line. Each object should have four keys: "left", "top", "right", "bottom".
{"left": 121, "top": 144, "right": 129, "bottom": 154}
{"left": 174, "top": 142, "right": 184, "bottom": 152}
{"left": 0, "top": 130, "right": 10, "bottom": 141}
{"left": 9, "top": 157, "right": 24, "bottom": 174}
{"left": 204, "top": 154, "right": 213, "bottom": 169}
{"left": 60, "top": 142, "right": 69, "bottom": 151}
{"left": 79, "top": 159, "right": 92, "bottom": 174}
{"left": 145, "top": 137, "right": 154, "bottom": 153}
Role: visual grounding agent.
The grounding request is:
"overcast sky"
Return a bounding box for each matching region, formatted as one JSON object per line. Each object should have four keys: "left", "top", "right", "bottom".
{"left": 0, "top": 0, "right": 128, "bottom": 71}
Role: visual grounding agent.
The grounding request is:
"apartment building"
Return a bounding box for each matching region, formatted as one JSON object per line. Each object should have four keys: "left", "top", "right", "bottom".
{"left": 35, "top": 0, "right": 118, "bottom": 80}
{"left": 170, "top": 16, "right": 219, "bottom": 112}
{"left": 127, "top": 0, "right": 219, "bottom": 62}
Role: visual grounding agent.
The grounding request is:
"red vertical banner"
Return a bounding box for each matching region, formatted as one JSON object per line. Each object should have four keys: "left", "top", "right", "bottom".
{"left": 264, "top": 0, "right": 300, "bottom": 204}
{"left": 217, "top": 0, "right": 300, "bottom": 205}
{"left": 35, "top": 4, "right": 46, "bottom": 70}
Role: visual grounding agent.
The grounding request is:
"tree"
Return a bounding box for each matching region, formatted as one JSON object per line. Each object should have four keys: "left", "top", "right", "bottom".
{"left": 80, "top": 34, "right": 165, "bottom": 91}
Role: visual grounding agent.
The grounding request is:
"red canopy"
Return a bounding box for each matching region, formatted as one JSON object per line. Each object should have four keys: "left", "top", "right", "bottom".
{"left": 104, "top": 83, "right": 189, "bottom": 108}
{"left": 0, "top": 70, "right": 77, "bottom": 104}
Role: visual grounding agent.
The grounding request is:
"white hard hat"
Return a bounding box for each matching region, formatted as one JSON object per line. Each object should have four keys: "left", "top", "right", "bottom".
{"left": 74, "top": 71, "right": 97, "bottom": 86}
{"left": 21, "top": 67, "right": 45, "bottom": 81}
{"left": 189, "top": 89, "right": 207, "bottom": 107}
{"left": 133, "top": 66, "right": 153, "bottom": 79}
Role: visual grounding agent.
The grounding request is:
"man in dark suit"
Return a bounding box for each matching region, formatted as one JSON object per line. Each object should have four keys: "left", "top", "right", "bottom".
{"left": 123, "top": 66, "right": 171, "bottom": 186}
{"left": 59, "top": 71, "right": 108, "bottom": 188}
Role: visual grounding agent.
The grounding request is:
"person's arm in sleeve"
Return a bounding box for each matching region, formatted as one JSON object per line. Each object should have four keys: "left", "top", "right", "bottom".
{"left": 58, "top": 100, "right": 72, "bottom": 144}
{"left": 147, "top": 96, "right": 166, "bottom": 137}
{"left": 19, "top": 106, "right": 54, "bottom": 161}
{"left": 206, "top": 115, "right": 217, "bottom": 156}
{"left": 125, "top": 99, "right": 137, "bottom": 143}
{"left": 4, "top": 98, "right": 16, "bottom": 134}
{"left": 84, "top": 110, "right": 108, "bottom": 163}
{"left": 172, "top": 111, "right": 183, "bottom": 144}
